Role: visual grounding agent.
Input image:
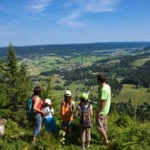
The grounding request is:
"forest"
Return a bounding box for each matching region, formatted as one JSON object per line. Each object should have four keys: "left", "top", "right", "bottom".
{"left": 0, "top": 42, "right": 150, "bottom": 57}
{"left": 0, "top": 43, "right": 150, "bottom": 150}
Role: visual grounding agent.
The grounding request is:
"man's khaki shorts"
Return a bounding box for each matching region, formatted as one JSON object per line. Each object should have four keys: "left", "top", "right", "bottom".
{"left": 96, "top": 115, "right": 107, "bottom": 133}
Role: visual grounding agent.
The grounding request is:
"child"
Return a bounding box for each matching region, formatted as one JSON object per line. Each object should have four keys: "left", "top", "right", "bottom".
{"left": 43, "top": 99, "right": 59, "bottom": 134}
{"left": 76, "top": 93, "right": 93, "bottom": 149}
{"left": 60, "top": 90, "right": 75, "bottom": 136}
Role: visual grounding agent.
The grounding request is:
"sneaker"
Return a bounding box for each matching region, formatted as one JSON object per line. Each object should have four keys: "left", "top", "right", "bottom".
{"left": 104, "top": 140, "right": 109, "bottom": 145}
{"left": 86, "top": 144, "right": 90, "bottom": 148}
{"left": 31, "top": 141, "right": 37, "bottom": 146}
{"left": 80, "top": 145, "right": 85, "bottom": 150}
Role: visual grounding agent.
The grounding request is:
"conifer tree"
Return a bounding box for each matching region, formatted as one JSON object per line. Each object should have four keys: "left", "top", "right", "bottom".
{"left": 41, "top": 77, "right": 53, "bottom": 99}
{"left": 17, "top": 63, "right": 32, "bottom": 105}
{"left": 5, "top": 44, "right": 31, "bottom": 110}
{"left": 6, "top": 44, "right": 18, "bottom": 79}
{"left": 0, "top": 58, "right": 8, "bottom": 108}
{"left": 5, "top": 44, "right": 19, "bottom": 110}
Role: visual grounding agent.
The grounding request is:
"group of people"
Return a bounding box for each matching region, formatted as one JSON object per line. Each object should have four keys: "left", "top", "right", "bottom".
{"left": 30, "top": 72, "right": 111, "bottom": 149}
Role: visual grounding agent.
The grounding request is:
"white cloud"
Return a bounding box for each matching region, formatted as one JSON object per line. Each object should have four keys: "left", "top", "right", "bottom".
{"left": 84, "top": 0, "right": 120, "bottom": 13}
{"left": 59, "top": 0, "right": 121, "bottom": 27}
{"left": 28, "top": 0, "right": 52, "bottom": 12}
{"left": 59, "top": 10, "right": 84, "bottom": 27}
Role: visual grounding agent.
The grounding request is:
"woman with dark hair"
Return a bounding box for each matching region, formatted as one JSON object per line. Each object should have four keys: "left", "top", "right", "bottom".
{"left": 31, "top": 86, "right": 44, "bottom": 144}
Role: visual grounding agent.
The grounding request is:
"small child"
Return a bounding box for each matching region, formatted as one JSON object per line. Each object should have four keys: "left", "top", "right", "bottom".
{"left": 60, "top": 90, "right": 75, "bottom": 136}
{"left": 43, "top": 99, "right": 59, "bottom": 134}
{"left": 76, "top": 93, "right": 93, "bottom": 149}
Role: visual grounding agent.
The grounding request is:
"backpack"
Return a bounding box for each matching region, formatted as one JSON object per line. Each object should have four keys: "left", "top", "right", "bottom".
{"left": 80, "top": 103, "right": 92, "bottom": 128}
{"left": 60, "top": 100, "right": 74, "bottom": 122}
{"left": 26, "top": 97, "right": 34, "bottom": 117}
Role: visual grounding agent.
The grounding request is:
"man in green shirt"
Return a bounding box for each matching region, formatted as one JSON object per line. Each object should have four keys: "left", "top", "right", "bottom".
{"left": 96, "top": 73, "right": 111, "bottom": 145}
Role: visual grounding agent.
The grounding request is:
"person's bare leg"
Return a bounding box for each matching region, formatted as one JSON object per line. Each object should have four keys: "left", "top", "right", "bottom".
{"left": 105, "top": 128, "right": 107, "bottom": 133}
{"left": 101, "top": 130, "right": 108, "bottom": 145}
{"left": 96, "top": 126, "right": 108, "bottom": 145}
{"left": 86, "top": 141, "right": 90, "bottom": 148}
{"left": 31, "top": 136, "right": 37, "bottom": 145}
{"left": 33, "top": 136, "right": 36, "bottom": 142}
{"left": 82, "top": 142, "right": 85, "bottom": 149}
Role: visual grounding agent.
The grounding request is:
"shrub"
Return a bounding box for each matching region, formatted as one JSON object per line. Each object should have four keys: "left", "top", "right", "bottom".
{"left": 115, "top": 115, "right": 132, "bottom": 127}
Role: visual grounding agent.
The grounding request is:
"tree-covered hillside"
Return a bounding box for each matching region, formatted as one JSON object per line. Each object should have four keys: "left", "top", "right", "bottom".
{"left": 0, "top": 45, "right": 150, "bottom": 150}
{"left": 0, "top": 42, "right": 150, "bottom": 57}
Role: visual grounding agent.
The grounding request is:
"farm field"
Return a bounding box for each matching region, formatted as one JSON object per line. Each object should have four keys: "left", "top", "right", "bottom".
{"left": 22, "top": 47, "right": 150, "bottom": 106}
{"left": 112, "top": 84, "right": 150, "bottom": 105}
{"left": 132, "top": 57, "right": 150, "bottom": 66}
{"left": 50, "top": 83, "right": 150, "bottom": 106}
{"left": 22, "top": 48, "right": 131, "bottom": 76}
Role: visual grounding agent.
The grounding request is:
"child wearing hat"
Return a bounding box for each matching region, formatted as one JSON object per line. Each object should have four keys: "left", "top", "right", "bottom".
{"left": 60, "top": 90, "right": 75, "bottom": 136}
{"left": 43, "top": 99, "right": 59, "bottom": 134}
{"left": 76, "top": 93, "right": 93, "bottom": 149}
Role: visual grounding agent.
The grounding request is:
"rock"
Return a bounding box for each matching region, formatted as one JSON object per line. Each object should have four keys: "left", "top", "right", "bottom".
{"left": 0, "top": 118, "right": 6, "bottom": 135}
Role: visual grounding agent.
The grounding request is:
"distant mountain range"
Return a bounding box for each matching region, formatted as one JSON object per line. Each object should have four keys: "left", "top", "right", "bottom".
{"left": 0, "top": 42, "right": 150, "bottom": 57}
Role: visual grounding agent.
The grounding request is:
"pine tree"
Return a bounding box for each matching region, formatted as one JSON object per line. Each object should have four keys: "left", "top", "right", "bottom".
{"left": 19, "top": 63, "right": 27, "bottom": 82}
{"left": 17, "top": 62, "right": 32, "bottom": 106}
{"left": 0, "top": 58, "right": 8, "bottom": 108}
{"left": 5, "top": 44, "right": 31, "bottom": 110}
{"left": 41, "top": 77, "right": 53, "bottom": 100}
{"left": 6, "top": 44, "right": 18, "bottom": 79}
{"left": 4, "top": 44, "right": 19, "bottom": 110}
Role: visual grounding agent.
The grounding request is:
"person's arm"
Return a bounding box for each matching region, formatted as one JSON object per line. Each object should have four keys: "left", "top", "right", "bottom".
{"left": 96, "top": 100, "right": 106, "bottom": 115}
{"left": 91, "top": 105, "right": 93, "bottom": 116}
{"left": 67, "top": 120, "right": 72, "bottom": 126}
{"left": 51, "top": 108, "right": 54, "bottom": 116}
{"left": 76, "top": 109, "right": 79, "bottom": 117}
{"left": 71, "top": 101, "right": 75, "bottom": 111}
{"left": 60, "top": 100, "right": 64, "bottom": 115}
{"left": 96, "top": 88, "right": 107, "bottom": 116}
{"left": 67, "top": 102, "right": 76, "bottom": 126}
{"left": 33, "top": 97, "right": 44, "bottom": 114}
{"left": 75, "top": 105, "right": 81, "bottom": 119}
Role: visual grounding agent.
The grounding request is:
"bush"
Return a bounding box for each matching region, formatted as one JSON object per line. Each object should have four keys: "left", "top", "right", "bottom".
{"left": 115, "top": 115, "right": 132, "bottom": 127}
{"left": 54, "top": 85, "right": 65, "bottom": 90}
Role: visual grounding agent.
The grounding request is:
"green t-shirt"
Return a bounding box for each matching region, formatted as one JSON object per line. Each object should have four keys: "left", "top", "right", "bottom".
{"left": 97, "top": 84, "right": 111, "bottom": 115}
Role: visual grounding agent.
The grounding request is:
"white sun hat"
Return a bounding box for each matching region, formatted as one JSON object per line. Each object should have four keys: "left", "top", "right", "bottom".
{"left": 65, "top": 90, "right": 71, "bottom": 97}
{"left": 45, "top": 99, "right": 51, "bottom": 105}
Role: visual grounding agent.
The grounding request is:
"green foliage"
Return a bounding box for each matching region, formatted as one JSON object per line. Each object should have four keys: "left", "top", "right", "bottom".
{"left": 40, "top": 77, "right": 53, "bottom": 100}
{"left": 6, "top": 44, "right": 18, "bottom": 77}
{"left": 54, "top": 85, "right": 65, "bottom": 90}
{"left": 0, "top": 44, "right": 32, "bottom": 110}
{"left": 0, "top": 44, "right": 150, "bottom": 150}
{"left": 110, "top": 101, "right": 150, "bottom": 121}
{"left": 115, "top": 115, "right": 132, "bottom": 127}
{"left": 0, "top": 112, "right": 150, "bottom": 150}
{"left": 5, "top": 119, "right": 25, "bottom": 140}
{"left": 37, "top": 131, "right": 61, "bottom": 150}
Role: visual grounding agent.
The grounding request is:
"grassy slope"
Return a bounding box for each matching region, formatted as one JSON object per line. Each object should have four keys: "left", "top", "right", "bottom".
{"left": 2, "top": 113, "right": 150, "bottom": 150}
{"left": 132, "top": 57, "right": 150, "bottom": 67}
{"left": 112, "top": 84, "right": 150, "bottom": 105}
{"left": 50, "top": 83, "right": 150, "bottom": 110}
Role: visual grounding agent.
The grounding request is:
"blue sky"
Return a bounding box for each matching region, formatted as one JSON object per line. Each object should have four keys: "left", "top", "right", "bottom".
{"left": 0, "top": 0, "right": 150, "bottom": 46}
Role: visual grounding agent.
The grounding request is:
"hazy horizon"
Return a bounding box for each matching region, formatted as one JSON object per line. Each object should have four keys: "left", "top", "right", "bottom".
{"left": 1, "top": 41, "right": 150, "bottom": 48}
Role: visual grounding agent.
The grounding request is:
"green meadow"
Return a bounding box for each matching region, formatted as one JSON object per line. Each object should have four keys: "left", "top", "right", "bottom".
{"left": 112, "top": 84, "right": 150, "bottom": 105}
{"left": 132, "top": 57, "right": 150, "bottom": 67}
